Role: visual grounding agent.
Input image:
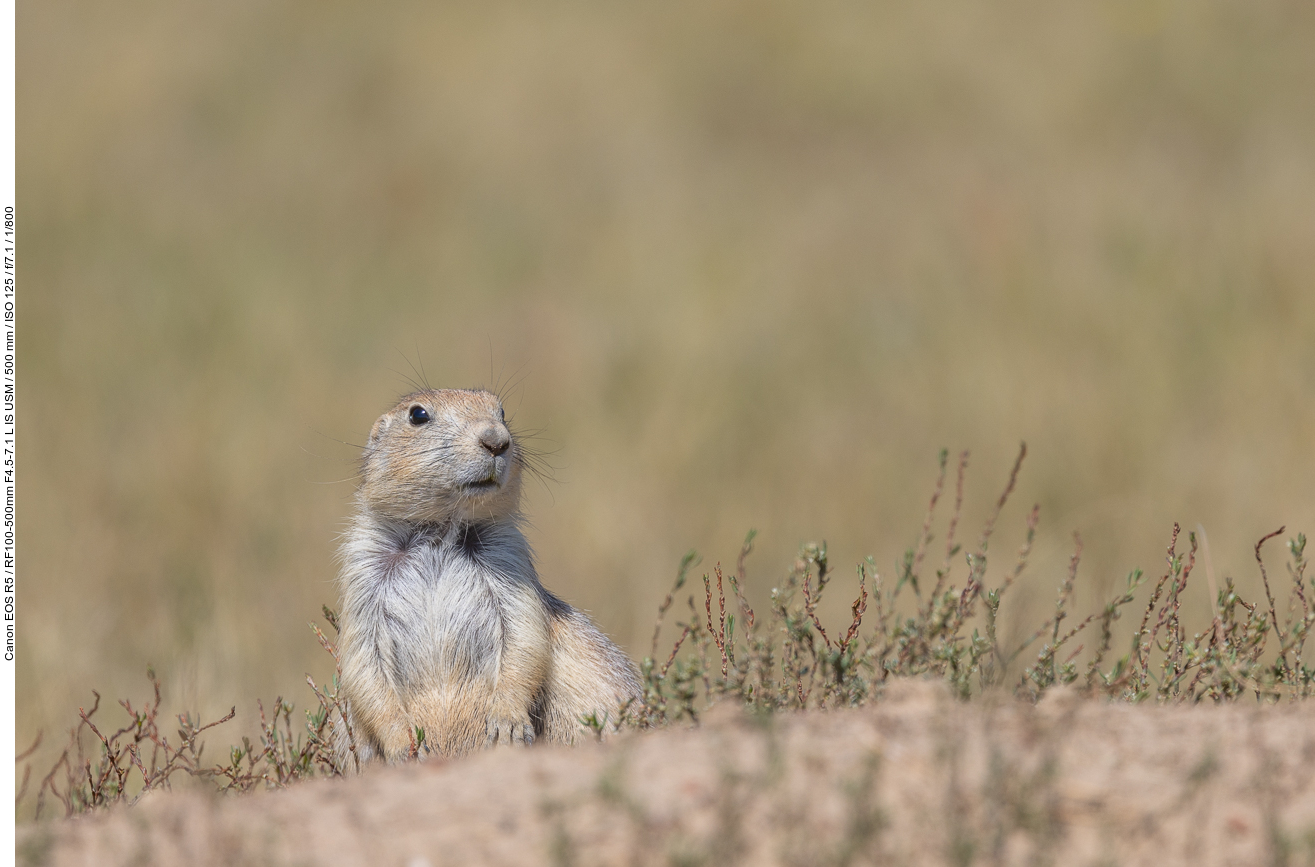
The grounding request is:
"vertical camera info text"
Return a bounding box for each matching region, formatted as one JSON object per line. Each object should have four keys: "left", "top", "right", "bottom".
{"left": 3, "top": 204, "right": 13, "bottom": 662}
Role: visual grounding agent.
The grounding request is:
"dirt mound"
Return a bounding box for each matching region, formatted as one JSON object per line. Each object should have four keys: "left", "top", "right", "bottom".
{"left": 20, "top": 681, "right": 1315, "bottom": 867}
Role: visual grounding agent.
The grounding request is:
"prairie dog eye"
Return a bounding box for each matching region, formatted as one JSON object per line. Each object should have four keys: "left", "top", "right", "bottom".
{"left": 408, "top": 405, "right": 431, "bottom": 425}
{"left": 499, "top": 407, "right": 506, "bottom": 422}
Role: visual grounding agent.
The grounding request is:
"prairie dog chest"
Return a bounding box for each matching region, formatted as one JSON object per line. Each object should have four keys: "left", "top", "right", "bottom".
{"left": 343, "top": 519, "right": 551, "bottom": 690}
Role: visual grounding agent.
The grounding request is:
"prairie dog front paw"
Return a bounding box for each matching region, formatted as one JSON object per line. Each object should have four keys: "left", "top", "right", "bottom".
{"left": 485, "top": 715, "right": 535, "bottom": 747}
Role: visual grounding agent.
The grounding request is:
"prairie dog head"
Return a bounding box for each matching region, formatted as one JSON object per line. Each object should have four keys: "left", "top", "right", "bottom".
{"left": 359, "top": 389, "right": 523, "bottom": 524}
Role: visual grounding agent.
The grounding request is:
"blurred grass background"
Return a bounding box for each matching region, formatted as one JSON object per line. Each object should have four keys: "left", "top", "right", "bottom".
{"left": 17, "top": 0, "right": 1315, "bottom": 766}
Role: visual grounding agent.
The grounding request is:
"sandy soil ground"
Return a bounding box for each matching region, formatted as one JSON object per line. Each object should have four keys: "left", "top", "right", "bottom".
{"left": 18, "top": 681, "right": 1315, "bottom": 867}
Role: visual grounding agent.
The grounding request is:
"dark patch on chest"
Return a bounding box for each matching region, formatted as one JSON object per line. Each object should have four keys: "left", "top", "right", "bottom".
{"left": 456, "top": 522, "right": 488, "bottom": 561}
{"left": 378, "top": 526, "right": 425, "bottom": 576}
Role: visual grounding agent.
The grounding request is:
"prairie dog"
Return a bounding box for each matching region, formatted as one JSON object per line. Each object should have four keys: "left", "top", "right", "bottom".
{"left": 335, "top": 388, "right": 641, "bottom": 765}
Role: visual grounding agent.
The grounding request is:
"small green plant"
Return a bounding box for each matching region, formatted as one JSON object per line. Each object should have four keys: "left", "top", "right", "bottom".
{"left": 32, "top": 666, "right": 234, "bottom": 817}
{"left": 29, "top": 608, "right": 354, "bottom": 818}
{"left": 408, "top": 726, "right": 427, "bottom": 758}
{"left": 636, "top": 445, "right": 1315, "bottom": 722}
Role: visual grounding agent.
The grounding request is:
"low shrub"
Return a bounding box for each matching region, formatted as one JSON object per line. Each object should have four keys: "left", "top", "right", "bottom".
{"left": 21, "top": 445, "right": 1313, "bottom": 819}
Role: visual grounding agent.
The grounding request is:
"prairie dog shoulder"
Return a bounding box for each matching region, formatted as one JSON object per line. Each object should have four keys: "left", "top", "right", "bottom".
{"left": 335, "top": 388, "right": 640, "bottom": 765}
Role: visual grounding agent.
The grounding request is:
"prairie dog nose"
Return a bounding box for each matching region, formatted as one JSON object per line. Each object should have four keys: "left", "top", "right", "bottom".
{"left": 479, "top": 425, "right": 511, "bottom": 457}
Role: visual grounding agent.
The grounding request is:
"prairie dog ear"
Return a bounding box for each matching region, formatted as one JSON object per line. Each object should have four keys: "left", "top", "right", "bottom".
{"left": 368, "top": 414, "right": 393, "bottom": 448}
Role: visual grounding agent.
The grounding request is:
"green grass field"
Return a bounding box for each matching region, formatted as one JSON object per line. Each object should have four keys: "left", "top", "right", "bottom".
{"left": 18, "top": 0, "right": 1315, "bottom": 786}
